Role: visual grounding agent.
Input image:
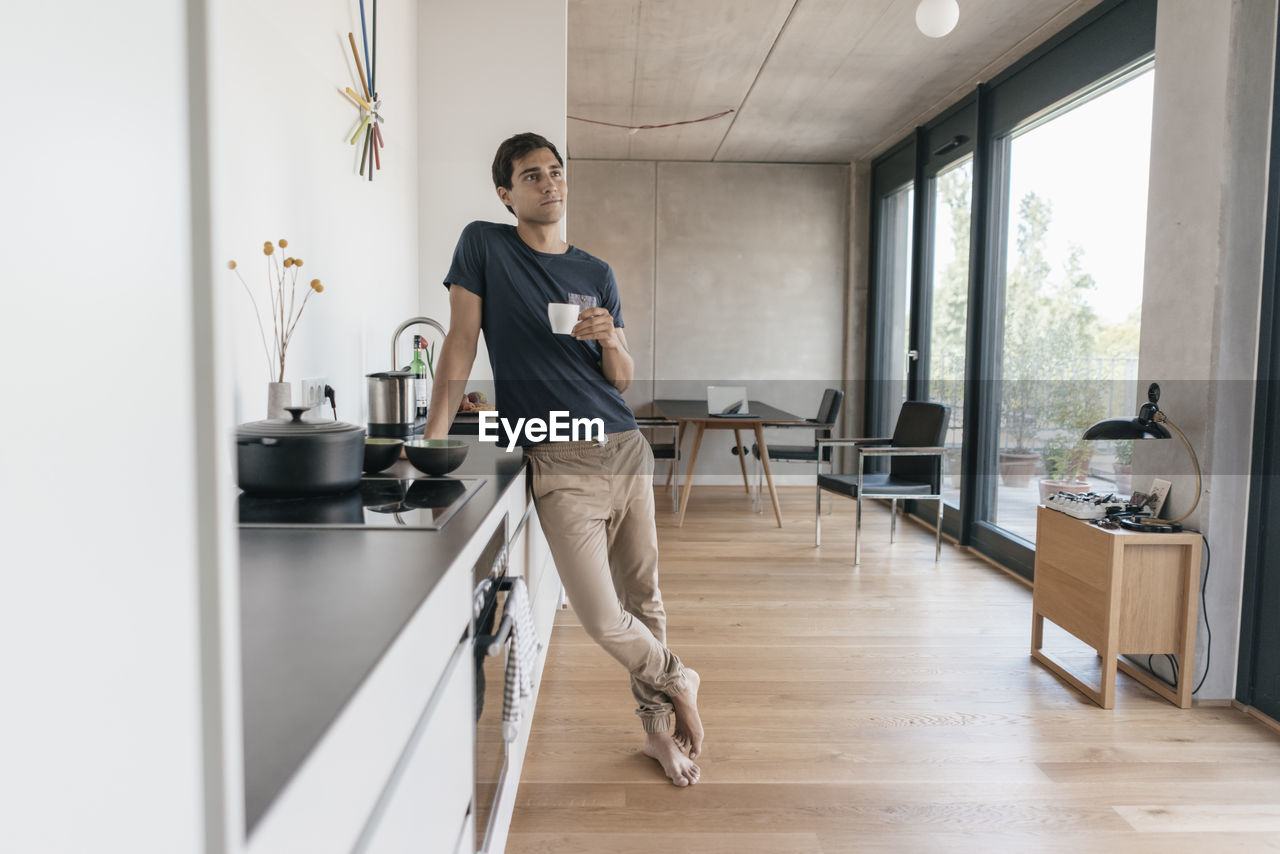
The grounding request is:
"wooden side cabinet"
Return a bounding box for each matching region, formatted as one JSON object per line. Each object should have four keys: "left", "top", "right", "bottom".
{"left": 1031, "top": 506, "right": 1203, "bottom": 709}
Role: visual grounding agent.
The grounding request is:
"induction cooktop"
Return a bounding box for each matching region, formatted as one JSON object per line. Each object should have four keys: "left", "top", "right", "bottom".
{"left": 237, "top": 475, "right": 484, "bottom": 530}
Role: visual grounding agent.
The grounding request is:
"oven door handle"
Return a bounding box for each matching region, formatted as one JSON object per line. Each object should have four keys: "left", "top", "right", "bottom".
{"left": 477, "top": 614, "right": 512, "bottom": 658}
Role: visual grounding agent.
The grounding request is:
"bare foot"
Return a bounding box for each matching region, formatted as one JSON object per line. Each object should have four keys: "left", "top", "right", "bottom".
{"left": 670, "top": 668, "right": 704, "bottom": 759}
{"left": 642, "top": 732, "right": 701, "bottom": 787}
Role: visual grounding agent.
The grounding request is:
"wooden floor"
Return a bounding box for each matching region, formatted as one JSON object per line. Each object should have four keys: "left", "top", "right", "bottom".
{"left": 506, "top": 486, "right": 1280, "bottom": 853}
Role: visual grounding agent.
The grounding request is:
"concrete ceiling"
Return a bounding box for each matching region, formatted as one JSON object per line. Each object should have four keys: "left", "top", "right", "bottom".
{"left": 567, "top": 0, "right": 1106, "bottom": 163}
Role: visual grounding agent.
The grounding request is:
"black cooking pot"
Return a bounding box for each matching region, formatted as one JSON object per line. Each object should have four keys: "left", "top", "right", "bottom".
{"left": 237, "top": 407, "right": 366, "bottom": 496}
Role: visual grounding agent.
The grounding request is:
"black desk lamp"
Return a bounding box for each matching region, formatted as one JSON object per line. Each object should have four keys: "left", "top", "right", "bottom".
{"left": 1081, "top": 382, "right": 1202, "bottom": 533}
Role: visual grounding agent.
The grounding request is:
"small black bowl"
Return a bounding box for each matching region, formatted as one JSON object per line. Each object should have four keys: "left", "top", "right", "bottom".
{"left": 403, "top": 439, "right": 469, "bottom": 476}
{"left": 363, "top": 437, "right": 404, "bottom": 473}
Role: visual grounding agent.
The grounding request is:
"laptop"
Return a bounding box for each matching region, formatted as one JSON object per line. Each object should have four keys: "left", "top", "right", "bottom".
{"left": 706, "top": 386, "right": 752, "bottom": 417}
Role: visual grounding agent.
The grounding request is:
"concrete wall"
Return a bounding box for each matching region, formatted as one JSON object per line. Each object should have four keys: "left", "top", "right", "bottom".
{"left": 568, "top": 160, "right": 850, "bottom": 482}
{"left": 1138, "top": 0, "right": 1277, "bottom": 699}
{"left": 846, "top": 161, "right": 873, "bottom": 443}
{"left": 561, "top": 160, "right": 658, "bottom": 412}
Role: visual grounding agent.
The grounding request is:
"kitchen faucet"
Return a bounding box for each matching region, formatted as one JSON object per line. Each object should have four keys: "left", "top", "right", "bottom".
{"left": 391, "top": 316, "right": 446, "bottom": 369}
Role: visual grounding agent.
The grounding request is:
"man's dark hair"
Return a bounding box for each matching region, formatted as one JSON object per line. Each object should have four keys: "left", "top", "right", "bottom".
{"left": 491, "top": 132, "right": 564, "bottom": 216}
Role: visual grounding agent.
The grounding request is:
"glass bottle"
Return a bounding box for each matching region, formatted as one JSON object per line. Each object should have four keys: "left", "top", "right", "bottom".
{"left": 410, "top": 334, "right": 430, "bottom": 419}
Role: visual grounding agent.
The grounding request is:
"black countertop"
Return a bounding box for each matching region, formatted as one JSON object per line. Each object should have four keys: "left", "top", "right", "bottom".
{"left": 238, "top": 439, "right": 525, "bottom": 834}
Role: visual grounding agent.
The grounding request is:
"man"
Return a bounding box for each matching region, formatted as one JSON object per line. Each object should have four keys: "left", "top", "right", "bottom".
{"left": 423, "top": 132, "right": 704, "bottom": 787}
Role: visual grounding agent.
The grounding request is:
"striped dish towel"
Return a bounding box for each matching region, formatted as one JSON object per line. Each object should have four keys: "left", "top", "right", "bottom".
{"left": 502, "top": 578, "right": 542, "bottom": 742}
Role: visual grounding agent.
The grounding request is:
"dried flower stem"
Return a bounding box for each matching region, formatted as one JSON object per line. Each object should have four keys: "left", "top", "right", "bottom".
{"left": 232, "top": 266, "right": 274, "bottom": 380}
{"left": 229, "top": 240, "right": 328, "bottom": 384}
{"left": 286, "top": 264, "right": 298, "bottom": 352}
{"left": 282, "top": 288, "right": 316, "bottom": 354}
{"left": 273, "top": 254, "right": 285, "bottom": 378}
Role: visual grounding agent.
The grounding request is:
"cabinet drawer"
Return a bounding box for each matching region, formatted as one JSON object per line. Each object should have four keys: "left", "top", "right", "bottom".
{"left": 357, "top": 639, "right": 475, "bottom": 854}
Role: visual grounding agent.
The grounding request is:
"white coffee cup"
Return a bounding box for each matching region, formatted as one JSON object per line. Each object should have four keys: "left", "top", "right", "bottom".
{"left": 548, "top": 302, "right": 581, "bottom": 335}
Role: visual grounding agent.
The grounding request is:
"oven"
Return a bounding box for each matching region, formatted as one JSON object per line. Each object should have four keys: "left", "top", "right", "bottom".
{"left": 471, "top": 514, "right": 511, "bottom": 854}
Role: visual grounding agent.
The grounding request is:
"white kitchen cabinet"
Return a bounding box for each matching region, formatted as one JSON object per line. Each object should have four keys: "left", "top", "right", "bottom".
{"left": 244, "top": 551, "right": 473, "bottom": 854}
{"left": 239, "top": 463, "right": 558, "bottom": 854}
{"left": 523, "top": 503, "right": 558, "bottom": 642}
{"left": 356, "top": 637, "right": 474, "bottom": 854}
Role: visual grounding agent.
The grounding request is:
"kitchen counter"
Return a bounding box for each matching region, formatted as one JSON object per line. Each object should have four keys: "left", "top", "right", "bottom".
{"left": 238, "top": 440, "right": 526, "bottom": 836}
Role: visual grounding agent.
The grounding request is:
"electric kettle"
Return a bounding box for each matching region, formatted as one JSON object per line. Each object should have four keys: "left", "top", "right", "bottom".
{"left": 366, "top": 316, "right": 446, "bottom": 438}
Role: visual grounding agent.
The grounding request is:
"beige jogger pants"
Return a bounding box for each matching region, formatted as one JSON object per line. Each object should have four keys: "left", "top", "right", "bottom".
{"left": 526, "top": 428, "right": 687, "bottom": 733}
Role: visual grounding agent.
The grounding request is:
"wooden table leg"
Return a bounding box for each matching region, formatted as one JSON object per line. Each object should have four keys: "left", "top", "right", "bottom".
{"left": 1176, "top": 546, "right": 1200, "bottom": 708}
{"left": 1116, "top": 542, "right": 1201, "bottom": 709}
{"left": 1099, "top": 638, "right": 1118, "bottom": 711}
{"left": 733, "top": 428, "right": 750, "bottom": 494}
{"left": 677, "top": 422, "right": 705, "bottom": 527}
{"left": 753, "top": 422, "right": 783, "bottom": 528}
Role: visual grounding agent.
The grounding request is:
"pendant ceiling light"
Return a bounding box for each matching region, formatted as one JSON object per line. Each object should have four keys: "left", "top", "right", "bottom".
{"left": 916, "top": 0, "right": 959, "bottom": 38}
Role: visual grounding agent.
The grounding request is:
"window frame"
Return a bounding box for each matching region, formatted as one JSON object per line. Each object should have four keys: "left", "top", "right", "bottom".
{"left": 865, "top": 0, "right": 1157, "bottom": 579}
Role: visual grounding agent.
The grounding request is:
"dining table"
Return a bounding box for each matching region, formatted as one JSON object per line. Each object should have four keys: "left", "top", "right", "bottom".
{"left": 653, "top": 398, "right": 808, "bottom": 528}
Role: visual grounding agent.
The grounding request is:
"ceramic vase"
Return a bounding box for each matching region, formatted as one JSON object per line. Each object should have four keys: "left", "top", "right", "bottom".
{"left": 267, "top": 381, "right": 291, "bottom": 420}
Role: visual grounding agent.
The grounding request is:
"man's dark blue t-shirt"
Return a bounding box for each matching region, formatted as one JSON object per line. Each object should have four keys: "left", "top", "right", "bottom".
{"left": 443, "top": 221, "right": 637, "bottom": 444}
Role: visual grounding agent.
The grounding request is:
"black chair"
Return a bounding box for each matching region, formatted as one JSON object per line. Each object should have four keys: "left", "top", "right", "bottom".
{"left": 635, "top": 416, "right": 681, "bottom": 513}
{"left": 731, "top": 388, "right": 844, "bottom": 512}
{"left": 815, "top": 401, "right": 951, "bottom": 565}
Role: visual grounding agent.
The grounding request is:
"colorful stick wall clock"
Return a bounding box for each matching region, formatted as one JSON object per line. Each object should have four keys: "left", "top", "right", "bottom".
{"left": 342, "top": 0, "right": 383, "bottom": 180}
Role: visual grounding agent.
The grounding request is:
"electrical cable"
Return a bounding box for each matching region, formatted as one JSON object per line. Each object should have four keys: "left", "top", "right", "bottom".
{"left": 1194, "top": 534, "right": 1212, "bottom": 694}
{"left": 567, "top": 109, "right": 735, "bottom": 133}
{"left": 1142, "top": 653, "right": 1178, "bottom": 688}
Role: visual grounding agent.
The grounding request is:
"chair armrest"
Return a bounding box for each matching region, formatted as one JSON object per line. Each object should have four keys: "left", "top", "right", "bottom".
{"left": 856, "top": 445, "right": 947, "bottom": 457}
{"left": 635, "top": 416, "right": 679, "bottom": 441}
{"left": 816, "top": 437, "right": 892, "bottom": 448}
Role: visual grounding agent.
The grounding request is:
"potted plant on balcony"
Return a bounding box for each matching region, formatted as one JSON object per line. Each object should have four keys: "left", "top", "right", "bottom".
{"left": 999, "top": 382, "right": 1043, "bottom": 487}
{"left": 998, "top": 373, "right": 1049, "bottom": 486}
{"left": 1038, "top": 433, "right": 1095, "bottom": 503}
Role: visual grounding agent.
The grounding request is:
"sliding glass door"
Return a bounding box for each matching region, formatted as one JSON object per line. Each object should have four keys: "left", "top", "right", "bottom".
{"left": 880, "top": 182, "right": 914, "bottom": 411}
{"left": 866, "top": 0, "right": 1158, "bottom": 575}
{"left": 927, "top": 157, "right": 972, "bottom": 508}
{"left": 868, "top": 106, "right": 975, "bottom": 532}
{"left": 990, "top": 68, "right": 1152, "bottom": 543}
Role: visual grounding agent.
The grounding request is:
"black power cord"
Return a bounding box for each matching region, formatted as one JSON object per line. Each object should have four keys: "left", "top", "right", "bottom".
{"left": 1194, "top": 534, "right": 1212, "bottom": 694}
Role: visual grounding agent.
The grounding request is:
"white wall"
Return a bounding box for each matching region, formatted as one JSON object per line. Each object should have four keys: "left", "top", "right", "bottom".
{"left": 417, "top": 1, "right": 569, "bottom": 392}
{"left": 0, "top": 2, "right": 208, "bottom": 852}
{"left": 209, "top": 0, "right": 421, "bottom": 425}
